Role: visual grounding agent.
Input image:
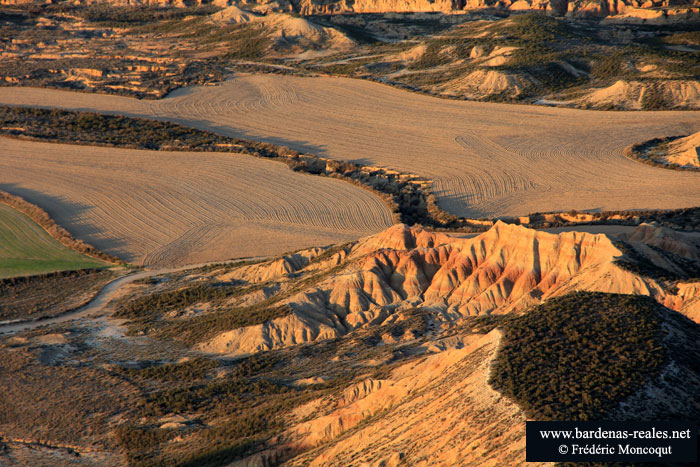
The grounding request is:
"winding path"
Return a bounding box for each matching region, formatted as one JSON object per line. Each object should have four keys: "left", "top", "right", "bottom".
{"left": 0, "top": 261, "right": 236, "bottom": 335}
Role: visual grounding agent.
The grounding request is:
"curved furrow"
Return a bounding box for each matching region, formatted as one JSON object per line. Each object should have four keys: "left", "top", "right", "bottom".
{"left": 0, "top": 138, "right": 394, "bottom": 266}
{"left": 1, "top": 76, "right": 699, "bottom": 218}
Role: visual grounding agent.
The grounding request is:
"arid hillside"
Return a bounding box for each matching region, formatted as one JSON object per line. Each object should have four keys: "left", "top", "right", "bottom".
{"left": 191, "top": 221, "right": 700, "bottom": 356}
{"left": 2, "top": 222, "right": 697, "bottom": 465}
{"left": 2, "top": 4, "right": 699, "bottom": 108}
{"left": 0, "top": 137, "right": 394, "bottom": 266}
{"left": 1, "top": 2, "right": 699, "bottom": 465}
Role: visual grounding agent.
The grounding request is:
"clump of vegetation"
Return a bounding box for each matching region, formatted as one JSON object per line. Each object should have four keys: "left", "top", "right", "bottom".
{"left": 113, "top": 278, "right": 297, "bottom": 344}
{"left": 115, "top": 283, "right": 236, "bottom": 321}
{"left": 144, "top": 375, "right": 290, "bottom": 416}
{"left": 115, "top": 425, "right": 177, "bottom": 464}
{"left": 0, "top": 106, "right": 230, "bottom": 151}
{"left": 122, "top": 355, "right": 311, "bottom": 465}
{"left": 490, "top": 292, "right": 666, "bottom": 421}
{"left": 118, "top": 357, "right": 219, "bottom": 382}
{"left": 79, "top": 4, "right": 220, "bottom": 26}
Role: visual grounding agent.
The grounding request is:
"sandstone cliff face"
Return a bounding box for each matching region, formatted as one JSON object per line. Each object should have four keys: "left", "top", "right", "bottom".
{"left": 200, "top": 222, "right": 700, "bottom": 355}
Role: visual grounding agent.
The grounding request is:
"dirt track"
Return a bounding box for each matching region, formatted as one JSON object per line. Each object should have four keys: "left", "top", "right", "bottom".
{"left": 0, "top": 138, "right": 393, "bottom": 266}
{"left": 2, "top": 75, "right": 700, "bottom": 218}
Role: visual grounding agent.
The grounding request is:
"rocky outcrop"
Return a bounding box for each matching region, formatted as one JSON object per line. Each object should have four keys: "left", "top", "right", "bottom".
{"left": 665, "top": 131, "right": 700, "bottom": 168}
{"left": 200, "top": 222, "right": 700, "bottom": 355}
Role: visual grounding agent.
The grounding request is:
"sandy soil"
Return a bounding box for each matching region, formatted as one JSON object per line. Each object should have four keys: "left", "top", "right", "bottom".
{"left": 0, "top": 138, "right": 393, "bottom": 266}
{"left": 1, "top": 76, "right": 700, "bottom": 218}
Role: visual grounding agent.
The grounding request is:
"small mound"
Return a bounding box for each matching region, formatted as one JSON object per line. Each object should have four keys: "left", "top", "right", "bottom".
{"left": 210, "top": 5, "right": 260, "bottom": 24}
{"left": 391, "top": 44, "right": 427, "bottom": 63}
{"left": 268, "top": 14, "right": 325, "bottom": 38}
{"left": 667, "top": 131, "right": 700, "bottom": 168}
{"left": 582, "top": 80, "right": 645, "bottom": 109}
{"left": 265, "top": 14, "right": 354, "bottom": 50}
{"left": 441, "top": 69, "right": 535, "bottom": 98}
{"left": 582, "top": 80, "right": 700, "bottom": 110}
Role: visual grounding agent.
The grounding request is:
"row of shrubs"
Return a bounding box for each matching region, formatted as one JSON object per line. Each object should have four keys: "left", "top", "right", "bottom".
{"left": 0, "top": 267, "right": 104, "bottom": 288}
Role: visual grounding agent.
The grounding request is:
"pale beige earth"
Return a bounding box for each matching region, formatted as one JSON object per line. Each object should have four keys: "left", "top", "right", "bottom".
{"left": 665, "top": 130, "right": 700, "bottom": 168}
{"left": 211, "top": 6, "right": 355, "bottom": 51}
{"left": 2, "top": 75, "right": 700, "bottom": 218}
{"left": 581, "top": 80, "right": 700, "bottom": 110}
{"left": 0, "top": 137, "right": 393, "bottom": 267}
{"left": 265, "top": 330, "right": 541, "bottom": 467}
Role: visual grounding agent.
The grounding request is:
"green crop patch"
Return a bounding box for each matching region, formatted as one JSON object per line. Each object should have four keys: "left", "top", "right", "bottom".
{"left": 0, "top": 203, "right": 107, "bottom": 278}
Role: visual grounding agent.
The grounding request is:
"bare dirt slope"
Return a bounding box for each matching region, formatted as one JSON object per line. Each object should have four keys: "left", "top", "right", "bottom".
{"left": 0, "top": 137, "right": 393, "bottom": 267}
{"left": 281, "top": 330, "right": 535, "bottom": 467}
{"left": 2, "top": 76, "right": 699, "bottom": 218}
{"left": 666, "top": 130, "right": 700, "bottom": 168}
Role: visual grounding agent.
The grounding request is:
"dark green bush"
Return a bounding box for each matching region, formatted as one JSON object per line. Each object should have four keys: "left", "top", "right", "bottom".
{"left": 490, "top": 292, "right": 665, "bottom": 421}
